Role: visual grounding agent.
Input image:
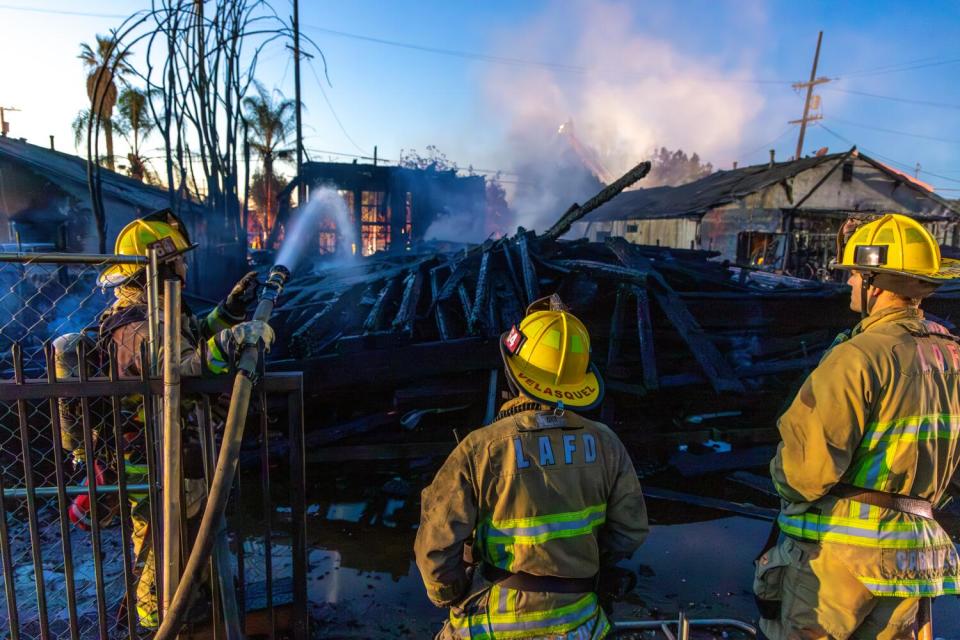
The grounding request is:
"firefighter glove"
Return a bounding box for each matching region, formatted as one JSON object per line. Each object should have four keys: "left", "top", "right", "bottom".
{"left": 223, "top": 271, "right": 261, "bottom": 318}
{"left": 223, "top": 320, "right": 275, "bottom": 352}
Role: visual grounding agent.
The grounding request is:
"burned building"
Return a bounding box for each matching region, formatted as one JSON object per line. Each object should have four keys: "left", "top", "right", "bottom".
{"left": 277, "top": 161, "right": 486, "bottom": 257}
{"left": 577, "top": 150, "right": 960, "bottom": 279}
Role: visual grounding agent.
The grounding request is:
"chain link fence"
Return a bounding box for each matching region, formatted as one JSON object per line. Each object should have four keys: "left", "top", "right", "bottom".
{"left": 0, "top": 252, "right": 308, "bottom": 639}
{"left": 0, "top": 253, "right": 154, "bottom": 639}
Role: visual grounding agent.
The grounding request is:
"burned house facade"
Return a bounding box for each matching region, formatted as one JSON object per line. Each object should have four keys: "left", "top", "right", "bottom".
{"left": 290, "top": 161, "right": 486, "bottom": 257}
{"left": 577, "top": 150, "right": 960, "bottom": 278}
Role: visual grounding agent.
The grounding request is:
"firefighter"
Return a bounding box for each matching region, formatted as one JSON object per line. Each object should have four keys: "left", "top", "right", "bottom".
{"left": 755, "top": 213, "right": 960, "bottom": 639}
{"left": 415, "top": 294, "right": 648, "bottom": 639}
{"left": 56, "top": 209, "right": 273, "bottom": 629}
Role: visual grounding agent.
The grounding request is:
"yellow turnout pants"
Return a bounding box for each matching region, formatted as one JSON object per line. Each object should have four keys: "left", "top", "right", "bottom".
{"left": 757, "top": 537, "right": 918, "bottom": 640}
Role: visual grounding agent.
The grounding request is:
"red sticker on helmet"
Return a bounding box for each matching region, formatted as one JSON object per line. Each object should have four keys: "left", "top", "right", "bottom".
{"left": 504, "top": 325, "right": 526, "bottom": 355}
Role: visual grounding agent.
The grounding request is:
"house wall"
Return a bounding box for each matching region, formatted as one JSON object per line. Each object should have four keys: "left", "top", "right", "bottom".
{"left": 580, "top": 156, "right": 957, "bottom": 265}
{"left": 700, "top": 205, "right": 783, "bottom": 259}
{"left": 576, "top": 218, "right": 699, "bottom": 248}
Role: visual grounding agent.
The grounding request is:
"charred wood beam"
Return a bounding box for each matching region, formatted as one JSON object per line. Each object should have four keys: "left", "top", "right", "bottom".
{"left": 549, "top": 259, "right": 647, "bottom": 282}
{"left": 500, "top": 241, "right": 524, "bottom": 303}
{"left": 272, "top": 337, "right": 501, "bottom": 392}
{"left": 468, "top": 249, "right": 491, "bottom": 334}
{"left": 605, "top": 237, "right": 653, "bottom": 274}
{"left": 429, "top": 267, "right": 452, "bottom": 341}
{"left": 516, "top": 232, "right": 540, "bottom": 304}
{"left": 735, "top": 354, "right": 820, "bottom": 378}
{"left": 458, "top": 283, "right": 473, "bottom": 320}
{"left": 363, "top": 278, "right": 397, "bottom": 334}
{"left": 632, "top": 285, "right": 658, "bottom": 391}
{"left": 651, "top": 286, "right": 746, "bottom": 394}
{"left": 606, "top": 286, "right": 627, "bottom": 370}
{"left": 309, "top": 410, "right": 400, "bottom": 447}
{"left": 727, "top": 471, "right": 778, "bottom": 498}
{"left": 495, "top": 279, "right": 525, "bottom": 330}
{"left": 290, "top": 299, "right": 336, "bottom": 343}
{"left": 487, "top": 279, "right": 501, "bottom": 336}
{"left": 308, "top": 442, "right": 454, "bottom": 462}
{"left": 436, "top": 258, "right": 472, "bottom": 301}
{"left": 392, "top": 268, "right": 424, "bottom": 335}
{"left": 633, "top": 287, "right": 660, "bottom": 390}
{"left": 542, "top": 161, "right": 651, "bottom": 241}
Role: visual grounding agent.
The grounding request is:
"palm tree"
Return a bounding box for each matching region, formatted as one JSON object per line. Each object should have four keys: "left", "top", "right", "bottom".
{"left": 242, "top": 82, "right": 295, "bottom": 241}
{"left": 79, "top": 35, "right": 134, "bottom": 172}
{"left": 72, "top": 109, "right": 128, "bottom": 161}
{"left": 117, "top": 87, "right": 156, "bottom": 183}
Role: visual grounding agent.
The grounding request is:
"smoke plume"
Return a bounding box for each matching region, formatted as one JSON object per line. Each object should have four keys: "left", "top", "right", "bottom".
{"left": 483, "top": 0, "right": 765, "bottom": 233}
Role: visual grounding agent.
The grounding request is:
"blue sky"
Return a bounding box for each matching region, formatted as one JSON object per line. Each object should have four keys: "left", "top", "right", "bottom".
{"left": 0, "top": 0, "right": 958, "bottom": 193}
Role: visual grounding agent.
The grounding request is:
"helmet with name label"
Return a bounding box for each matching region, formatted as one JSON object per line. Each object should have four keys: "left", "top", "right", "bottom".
{"left": 500, "top": 294, "right": 604, "bottom": 410}
{"left": 832, "top": 213, "right": 960, "bottom": 288}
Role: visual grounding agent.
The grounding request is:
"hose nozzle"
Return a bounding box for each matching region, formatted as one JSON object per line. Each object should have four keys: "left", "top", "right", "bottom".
{"left": 261, "top": 265, "right": 290, "bottom": 303}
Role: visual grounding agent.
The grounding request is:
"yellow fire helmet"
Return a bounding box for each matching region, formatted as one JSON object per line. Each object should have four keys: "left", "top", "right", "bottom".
{"left": 831, "top": 213, "right": 960, "bottom": 283}
{"left": 98, "top": 209, "right": 198, "bottom": 288}
{"left": 500, "top": 294, "right": 604, "bottom": 411}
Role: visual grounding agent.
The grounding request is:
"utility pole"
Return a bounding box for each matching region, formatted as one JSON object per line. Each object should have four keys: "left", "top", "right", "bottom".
{"left": 292, "top": 0, "right": 305, "bottom": 207}
{"left": 0, "top": 106, "right": 21, "bottom": 137}
{"left": 790, "top": 31, "right": 830, "bottom": 160}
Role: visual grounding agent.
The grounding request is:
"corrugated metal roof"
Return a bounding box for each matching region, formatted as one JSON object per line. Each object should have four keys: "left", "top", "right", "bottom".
{"left": 585, "top": 151, "right": 960, "bottom": 222}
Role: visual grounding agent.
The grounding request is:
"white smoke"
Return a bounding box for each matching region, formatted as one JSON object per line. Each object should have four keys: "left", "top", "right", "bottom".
{"left": 483, "top": 0, "right": 766, "bottom": 232}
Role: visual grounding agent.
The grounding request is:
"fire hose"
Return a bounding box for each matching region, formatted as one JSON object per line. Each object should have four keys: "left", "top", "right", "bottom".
{"left": 154, "top": 265, "right": 290, "bottom": 640}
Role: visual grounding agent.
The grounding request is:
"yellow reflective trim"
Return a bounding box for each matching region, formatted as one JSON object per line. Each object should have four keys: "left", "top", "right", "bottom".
{"left": 450, "top": 592, "right": 600, "bottom": 633}
{"left": 778, "top": 512, "right": 952, "bottom": 549}
{"left": 490, "top": 503, "right": 606, "bottom": 529}
{"left": 507, "top": 587, "right": 519, "bottom": 613}
{"left": 206, "top": 335, "right": 228, "bottom": 374}
{"left": 485, "top": 519, "right": 606, "bottom": 546}
{"left": 205, "top": 306, "right": 235, "bottom": 333}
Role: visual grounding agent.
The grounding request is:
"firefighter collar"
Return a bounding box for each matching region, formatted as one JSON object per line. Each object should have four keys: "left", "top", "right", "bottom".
{"left": 853, "top": 306, "right": 923, "bottom": 337}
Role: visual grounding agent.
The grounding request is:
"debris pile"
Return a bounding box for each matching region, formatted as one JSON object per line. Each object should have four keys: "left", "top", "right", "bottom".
{"left": 268, "top": 160, "right": 960, "bottom": 449}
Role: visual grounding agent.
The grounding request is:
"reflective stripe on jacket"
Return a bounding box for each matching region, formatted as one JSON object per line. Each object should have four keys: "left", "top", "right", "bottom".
{"left": 415, "top": 397, "right": 648, "bottom": 638}
{"left": 771, "top": 306, "right": 960, "bottom": 597}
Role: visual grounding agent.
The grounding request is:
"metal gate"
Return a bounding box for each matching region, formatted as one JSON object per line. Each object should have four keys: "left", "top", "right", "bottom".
{"left": 0, "top": 253, "right": 308, "bottom": 639}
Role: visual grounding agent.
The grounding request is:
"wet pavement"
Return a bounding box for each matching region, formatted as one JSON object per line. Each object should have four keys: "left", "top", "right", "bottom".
{"left": 301, "top": 462, "right": 960, "bottom": 639}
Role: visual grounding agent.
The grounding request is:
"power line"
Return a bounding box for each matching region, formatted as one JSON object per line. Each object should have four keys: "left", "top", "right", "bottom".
{"left": 304, "top": 24, "right": 589, "bottom": 74}
{"left": 305, "top": 59, "right": 368, "bottom": 155}
{"left": 818, "top": 124, "right": 960, "bottom": 186}
{"left": 303, "top": 23, "right": 796, "bottom": 85}
{"left": 838, "top": 57, "right": 960, "bottom": 79}
{"left": 833, "top": 55, "right": 945, "bottom": 78}
{"left": 0, "top": 3, "right": 125, "bottom": 18}
{"left": 736, "top": 125, "right": 798, "bottom": 161}
{"left": 826, "top": 116, "right": 960, "bottom": 145}
{"left": 823, "top": 86, "right": 960, "bottom": 111}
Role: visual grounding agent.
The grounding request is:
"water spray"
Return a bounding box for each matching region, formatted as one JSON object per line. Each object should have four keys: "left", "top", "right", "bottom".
{"left": 154, "top": 264, "right": 291, "bottom": 640}
{"left": 276, "top": 187, "right": 356, "bottom": 271}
